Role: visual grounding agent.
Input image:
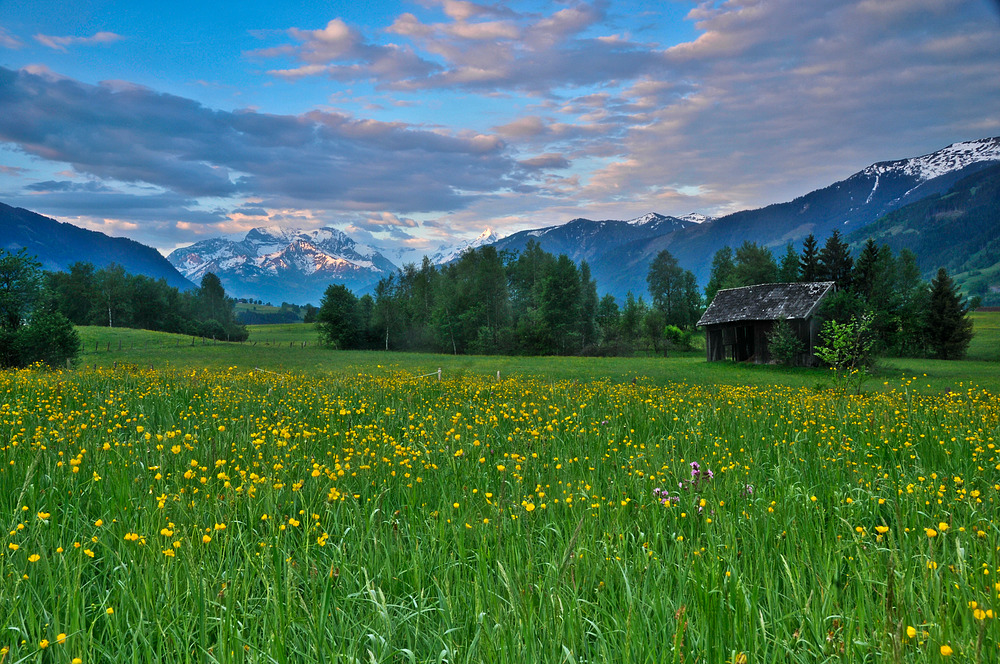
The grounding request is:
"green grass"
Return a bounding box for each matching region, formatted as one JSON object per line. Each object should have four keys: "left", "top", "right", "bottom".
{"left": 1, "top": 361, "right": 998, "bottom": 662}
{"left": 76, "top": 312, "right": 1000, "bottom": 393}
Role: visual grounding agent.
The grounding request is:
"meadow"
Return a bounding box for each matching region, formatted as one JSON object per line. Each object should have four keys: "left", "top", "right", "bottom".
{"left": 1, "top": 315, "right": 998, "bottom": 662}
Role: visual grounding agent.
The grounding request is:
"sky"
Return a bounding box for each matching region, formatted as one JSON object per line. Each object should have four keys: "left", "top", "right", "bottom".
{"left": 1, "top": 0, "right": 999, "bottom": 263}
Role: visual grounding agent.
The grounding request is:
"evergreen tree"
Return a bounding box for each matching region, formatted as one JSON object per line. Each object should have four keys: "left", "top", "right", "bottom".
{"left": 577, "top": 261, "right": 599, "bottom": 350}
{"left": 892, "top": 250, "right": 929, "bottom": 356}
{"left": 818, "top": 230, "right": 853, "bottom": 289}
{"left": 620, "top": 292, "right": 645, "bottom": 344}
{"left": 778, "top": 242, "right": 800, "bottom": 283}
{"left": 925, "top": 267, "right": 974, "bottom": 359}
{"left": 798, "top": 234, "right": 820, "bottom": 282}
{"left": 596, "top": 294, "right": 620, "bottom": 345}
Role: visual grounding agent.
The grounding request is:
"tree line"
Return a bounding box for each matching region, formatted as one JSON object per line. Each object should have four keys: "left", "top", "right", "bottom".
{"left": 0, "top": 249, "right": 248, "bottom": 369}
{"left": 318, "top": 230, "right": 976, "bottom": 360}
{"left": 317, "top": 240, "right": 702, "bottom": 356}
{"left": 46, "top": 263, "right": 247, "bottom": 342}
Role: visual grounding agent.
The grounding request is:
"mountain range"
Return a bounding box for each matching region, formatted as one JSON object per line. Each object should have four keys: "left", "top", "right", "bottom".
{"left": 3, "top": 136, "right": 999, "bottom": 305}
{"left": 167, "top": 226, "right": 398, "bottom": 304}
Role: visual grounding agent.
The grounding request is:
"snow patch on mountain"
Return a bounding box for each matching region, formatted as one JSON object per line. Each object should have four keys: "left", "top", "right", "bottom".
{"left": 679, "top": 213, "right": 713, "bottom": 224}
{"left": 862, "top": 137, "right": 1000, "bottom": 182}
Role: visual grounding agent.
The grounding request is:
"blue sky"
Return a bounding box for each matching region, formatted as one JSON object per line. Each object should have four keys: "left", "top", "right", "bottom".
{"left": 1, "top": 0, "right": 999, "bottom": 262}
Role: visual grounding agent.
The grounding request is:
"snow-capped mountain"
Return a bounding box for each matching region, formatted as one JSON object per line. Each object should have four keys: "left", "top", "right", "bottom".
{"left": 861, "top": 137, "right": 1000, "bottom": 183}
{"left": 429, "top": 227, "right": 501, "bottom": 265}
{"left": 168, "top": 226, "right": 398, "bottom": 304}
{"left": 679, "top": 213, "right": 713, "bottom": 224}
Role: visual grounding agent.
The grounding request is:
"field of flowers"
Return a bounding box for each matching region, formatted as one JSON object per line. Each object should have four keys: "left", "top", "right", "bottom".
{"left": 1, "top": 363, "right": 998, "bottom": 662}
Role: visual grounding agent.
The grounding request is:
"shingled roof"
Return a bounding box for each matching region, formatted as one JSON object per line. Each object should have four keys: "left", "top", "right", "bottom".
{"left": 698, "top": 282, "right": 835, "bottom": 326}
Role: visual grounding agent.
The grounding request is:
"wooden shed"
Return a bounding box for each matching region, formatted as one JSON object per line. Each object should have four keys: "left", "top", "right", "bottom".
{"left": 697, "top": 282, "right": 835, "bottom": 364}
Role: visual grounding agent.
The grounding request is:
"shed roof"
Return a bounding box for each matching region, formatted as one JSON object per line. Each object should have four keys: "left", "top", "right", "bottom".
{"left": 697, "top": 281, "right": 835, "bottom": 326}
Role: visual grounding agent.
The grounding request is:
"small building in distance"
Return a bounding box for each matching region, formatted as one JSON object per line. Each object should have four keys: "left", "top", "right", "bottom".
{"left": 697, "top": 281, "right": 836, "bottom": 364}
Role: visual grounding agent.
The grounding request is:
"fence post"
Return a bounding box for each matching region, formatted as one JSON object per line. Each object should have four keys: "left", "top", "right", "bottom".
{"left": 437, "top": 368, "right": 442, "bottom": 382}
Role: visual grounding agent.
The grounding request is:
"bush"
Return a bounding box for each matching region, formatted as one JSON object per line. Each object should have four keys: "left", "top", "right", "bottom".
{"left": 15, "top": 312, "right": 81, "bottom": 368}
{"left": 765, "top": 317, "right": 805, "bottom": 366}
{"left": 815, "top": 313, "right": 876, "bottom": 394}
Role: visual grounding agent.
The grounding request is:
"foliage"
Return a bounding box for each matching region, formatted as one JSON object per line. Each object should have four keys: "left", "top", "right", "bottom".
{"left": 777, "top": 242, "right": 800, "bottom": 283}
{"left": 732, "top": 240, "right": 778, "bottom": 286}
{"left": 0, "top": 248, "right": 80, "bottom": 368}
{"left": 798, "top": 234, "right": 820, "bottom": 282}
{"left": 646, "top": 249, "right": 701, "bottom": 329}
{"left": 316, "top": 284, "right": 361, "bottom": 350}
{"left": 815, "top": 314, "right": 876, "bottom": 393}
{"left": 765, "top": 317, "right": 805, "bottom": 366}
{"left": 45, "top": 262, "right": 247, "bottom": 341}
{"left": 704, "top": 246, "right": 737, "bottom": 306}
{"left": 925, "top": 267, "right": 975, "bottom": 359}
{"left": 818, "top": 230, "right": 853, "bottom": 289}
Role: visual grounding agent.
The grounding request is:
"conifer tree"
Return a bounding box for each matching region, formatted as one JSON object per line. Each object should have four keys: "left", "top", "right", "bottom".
{"left": 818, "top": 230, "right": 853, "bottom": 289}
{"left": 798, "top": 234, "right": 820, "bottom": 282}
{"left": 925, "top": 267, "right": 974, "bottom": 359}
{"left": 778, "top": 242, "right": 800, "bottom": 283}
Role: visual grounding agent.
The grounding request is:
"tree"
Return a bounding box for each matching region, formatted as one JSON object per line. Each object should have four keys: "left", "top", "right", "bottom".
{"left": 815, "top": 314, "right": 876, "bottom": 394}
{"left": 765, "top": 317, "right": 805, "bottom": 366}
{"left": 704, "top": 246, "right": 736, "bottom": 306}
{"left": 0, "top": 248, "right": 42, "bottom": 331}
{"left": 925, "top": 267, "right": 975, "bottom": 359}
{"left": 620, "top": 292, "right": 646, "bottom": 344}
{"left": 0, "top": 248, "right": 79, "bottom": 368}
{"left": 316, "top": 284, "right": 361, "bottom": 350}
{"left": 540, "top": 255, "right": 581, "bottom": 354}
{"left": 732, "top": 241, "right": 778, "bottom": 286}
{"left": 17, "top": 311, "right": 81, "bottom": 367}
{"left": 647, "top": 249, "right": 700, "bottom": 328}
{"left": 778, "top": 243, "right": 800, "bottom": 283}
{"left": 798, "top": 234, "right": 820, "bottom": 282}
{"left": 818, "top": 231, "right": 853, "bottom": 289}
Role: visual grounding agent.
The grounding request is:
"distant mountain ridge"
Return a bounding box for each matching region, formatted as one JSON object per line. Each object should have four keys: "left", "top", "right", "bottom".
{"left": 0, "top": 201, "right": 194, "bottom": 290}
{"left": 168, "top": 226, "right": 398, "bottom": 304}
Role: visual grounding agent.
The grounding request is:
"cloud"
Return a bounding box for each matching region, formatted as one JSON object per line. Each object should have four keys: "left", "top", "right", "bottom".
{"left": 518, "top": 153, "right": 570, "bottom": 170}
{"left": 353, "top": 211, "right": 419, "bottom": 231}
{"left": 253, "top": 2, "right": 667, "bottom": 93}
{"left": 34, "top": 31, "right": 124, "bottom": 51}
{"left": 0, "top": 26, "right": 23, "bottom": 49}
{"left": 0, "top": 65, "right": 524, "bottom": 216}
{"left": 249, "top": 18, "right": 440, "bottom": 82}
{"left": 561, "top": 0, "right": 1000, "bottom": 214}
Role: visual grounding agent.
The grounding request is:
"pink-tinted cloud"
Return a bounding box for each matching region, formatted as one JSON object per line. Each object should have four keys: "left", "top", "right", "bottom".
{"left": 34, "top": 31, "right": 124, "bottom": 51}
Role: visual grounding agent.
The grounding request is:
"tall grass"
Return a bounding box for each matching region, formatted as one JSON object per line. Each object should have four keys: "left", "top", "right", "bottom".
{"left": 1, "top": 364, "right": 997, "bottom": 662}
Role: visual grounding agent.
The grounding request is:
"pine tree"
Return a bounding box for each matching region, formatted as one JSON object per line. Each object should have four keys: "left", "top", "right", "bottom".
{"left": 818, "top": 230, "right": 853, "bottom": 289}
{"left": 798, "top": 234, "right": 820, "bottom": 282}
{"left": 778, "top": 242, "right": 800, "bottom": 283}
{"left": 925, "top": 267, "right": 974, "bottom": 359}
